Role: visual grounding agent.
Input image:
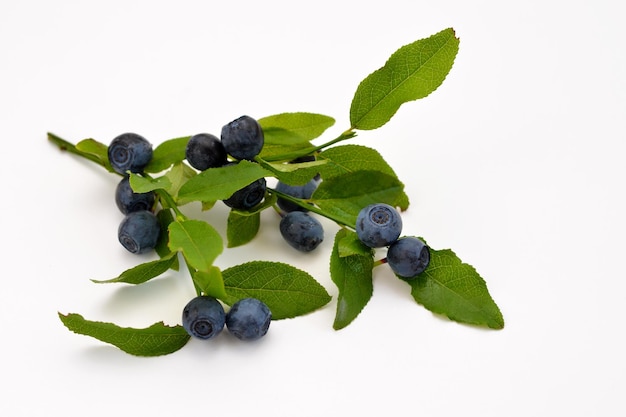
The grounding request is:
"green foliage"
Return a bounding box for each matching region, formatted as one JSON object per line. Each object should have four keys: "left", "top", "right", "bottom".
{"left": 312, "top": 170, "right": 407, "bottom": 227}
{"left": 129, "top": 172, "right": 172, "bottom": 193}
{"left": 51, "top": 28, "right": 506, "bottom": 357}
{"left": 330, "top": 229, "right": 374, "bottom": 330}
{"left": 145, "top": 136, "right": 190, "bottom": 173}
{"left": 58, "top": 313, "right": 190, "bottom": 356}
{"left": 91, "top": 252, "right": 178, "bottom": 284}
{"left": 75, "top": 138, "right": 111, "bottom": 170}
{"left": 257, "top": 158, "right": 327, "bottom": 185}
{"left": 319, "top": 144, "right": 399, "bottom": 179}
{"left": 177, "top": 160, "right": 272, "bottom": 205}
{"left": 259, "top": 112, "right": 335, "bottom": 144}
{"left": 192, "top": 266, "right": 228, "bottom": 299}
{"left": 168, "top": 220, "right": 223, "bottom": 272}
{"left": 221, "top": 261, "right": 332, "bottom": 320}
{"left": 154, "top": 209, "right": 178, "bottom": 269}
{"left": 163, "top": 162, "right": 196, "bottom": 198}
{"left": 404, "top": 244, "right": 504, "bottom": 329}
{"left": 350, "top": 28, "right": 459, "bottom": 130}
{"left": 227, "top": 211, "right": 261, "bottom": 248}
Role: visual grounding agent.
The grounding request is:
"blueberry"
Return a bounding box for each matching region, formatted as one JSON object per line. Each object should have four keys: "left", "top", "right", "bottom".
{"left": 221, "top": 115, "right": 264, "bottom": 160}
{"left": 387, "top": 237, "right": 430, "bottom": 279}
{"left": 226, "top": 298, "right": 272, "bottom": 341}
{"left": 275, "top": 178, "right": 319, "bottom": 212}
{"left": 117, "top": 210, "right": 160, "bottom": 254}
{"left": 279, "top": 211, "right": 324, "bottom": 252}
{"left": 223, "top": 177, "right": 266, "bottom": 210}
{"left": 185, "top": 133, "right": 228, "bottom": 171}
{"left": 182, "top": 296, "right": 226, "bottom": 340}
{"left": 115, "top": 176, "right": 156, "bottom": 214}
{"left": 108, "top": 133, "right": 153, "bottom": 175}
{"left": 355, "top": 203, "right": 402, "bottom": 248}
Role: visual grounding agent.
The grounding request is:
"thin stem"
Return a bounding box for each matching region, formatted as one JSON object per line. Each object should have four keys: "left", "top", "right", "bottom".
{"left": 47, "top": 132, "right": 112, "bottom": 171}
{"left": 262, "top": 129, "right": 357, "bottom": 162}
{"left": 154, "top": 189, "right": 187, "bottom": 221}
{"left": 268, "top": 187, "right": 354, "bottom": 229}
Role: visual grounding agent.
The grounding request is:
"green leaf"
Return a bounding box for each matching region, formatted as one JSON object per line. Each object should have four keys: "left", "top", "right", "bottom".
{"left": 168, "top": 220, "right": 223, "bottom": 272}
{"left": 91, "top": 252, "right": 178, "bottom": 284}
{"left": 350, "top": 28, "right": 460, "bottom": 130}
{"left": 319, "top": 144, "right": 398, "bottom": 179}
{"left": 330, "top": 229, "right": 374, "bottom": 330}
{"left": 257, "top": 157, "right": 326, "bottom": 185}
{"left": 59, "top": 313, "right": 190, "bottom": 356}
{"left": 155, "top": 209, "right": 178, "bottom": 270}
{"left": 259, "top": 112, "right": 335, "bottom": 144}
{"left": 177, "top": 160, "right": 272, "bottom": 205}
{"left": 193, "top": 266, "right": 228, "bottom": 299}
{"left": 259, "top": 141, "right": 314, "bottom": 161}
{"left": 145, "top": 136, "right": 190, "bottom": 173}
{"left": 75, "top": 138, "right": 113, "bottom": 171}
{"left": 337, "top": 228, "right": 373, "bottom": 258}
{"left": 318, "top": 144, "right": 409, "bottom": 208}
{"left": 222, "top": 261, "right": 331, "bottom": 320}
{"left": 227, "top": 211, "right": 261, "bottom": 248}
{"left": 128, "top": 172, "right": 172, "bottom": 193}
{"left": 311, "top": 170, "right": 406, "bottom": 227}
{"left": 164, "top": 162, "right": 197, "bottom": 198}
{"left": 405, "top": 245, "right": 504, "bottom": 329}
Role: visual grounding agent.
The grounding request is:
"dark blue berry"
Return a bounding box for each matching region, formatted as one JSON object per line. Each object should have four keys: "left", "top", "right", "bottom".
{"left": 108, "top": 133, "right": 153, "bottom": 175}
{"left": 355, "top": 203, "right": 402, "bottom": 248}
{"left": 279, "top": 211, "right": 324, "bottom": 252}
{"left": 226, "top": 298, "right": 271, "bottom": 341}
{"left": 185, "top": 133, "right": 228, "bottom": 171}
{"left": 275, "top": 178, "right": 319, "bottom": 212}
{"left": 115, "top": 176, "right": 156, "bottom": 214}
{"left": 117, "top": 210, "right": 160, "bottom": 254}
{"left": 223, "top": 177, "right": 266, "bottom": 210}
{"left": 221, "top": 115, "right": 264, "bottom": 160}
{"left": 182, "top": 296, "right": 226, "bottom": 340}
{"left": 387, "top": 237, "right": 430, "bottom": 279}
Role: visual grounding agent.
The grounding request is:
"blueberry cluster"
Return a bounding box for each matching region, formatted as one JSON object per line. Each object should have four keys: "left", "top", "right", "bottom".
{"left": 186, "top": 115, "right": 267, "bottom": 210}
{"left": 105, "top": 117, "right": 294, "bottom": 344}
{"left": 182, "top": 296, "right": 271, "bottom": 341}
{"left": 184, "top": 115, "right": 325, "bottom": 252}
{"left": 356, "top": 203, "right": 430, "bottom": 279}
{"left": 276, "top": 177, "right": 324, "bottom": 252}
{"left": 110, "top": 133, "right": 161, "bottom": 255}
{"left": 109, "top": 116, "right": 269, "bottom": 257}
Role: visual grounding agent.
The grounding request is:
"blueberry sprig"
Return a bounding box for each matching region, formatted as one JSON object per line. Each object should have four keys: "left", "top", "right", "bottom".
{"left": 52, "top": 28, "right": 504, "bottom": 357}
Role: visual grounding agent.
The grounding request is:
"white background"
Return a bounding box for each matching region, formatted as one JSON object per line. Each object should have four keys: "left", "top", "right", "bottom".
{"left": 1, "top": 1, "right": 624, "bottom": 415}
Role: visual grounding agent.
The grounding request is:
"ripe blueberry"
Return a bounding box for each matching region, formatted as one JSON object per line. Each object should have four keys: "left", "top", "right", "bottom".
{"left": 387, "top": 237, "right": 430, "bottom": 278}
{"left": 275, "top": 178, "right": 319, "bottom": 213}
{"left": 220, "top": 115, "right": 264, "bottom": 160}
{"left": 108, "top": 133, "right": 153, "bottom": 175}
{"left": 182, "top": 296, "right": 226, "bottom": 340}
{"left": 226, "top": 298, "right": 272, "bottom": 341}
{"left": 355, "top": 203, "right": 402, "bottom": 248}
{"left": 279, "top": 211, "right": 324, "bottom": 252}
{"left": 115, "top": 176, "right": 156, "bottom": 214}
{"left": 185, "top": 133, "right": 228, "bottom": 171}
{"left": 223, "top": 177, "right": 266, "bottom": 210}
{"left": 117, "top": 210, "right": 160, "bottom": 254}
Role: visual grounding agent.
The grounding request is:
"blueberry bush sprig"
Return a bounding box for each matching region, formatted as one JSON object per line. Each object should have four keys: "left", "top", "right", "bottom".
{"left": 51, "top": 28, "right": 504, "bottom": 357}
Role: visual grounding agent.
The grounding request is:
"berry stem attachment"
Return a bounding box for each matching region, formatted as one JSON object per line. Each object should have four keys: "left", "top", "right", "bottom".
{"left": 373, "top": 257, "right": 388, "bottom": 268}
